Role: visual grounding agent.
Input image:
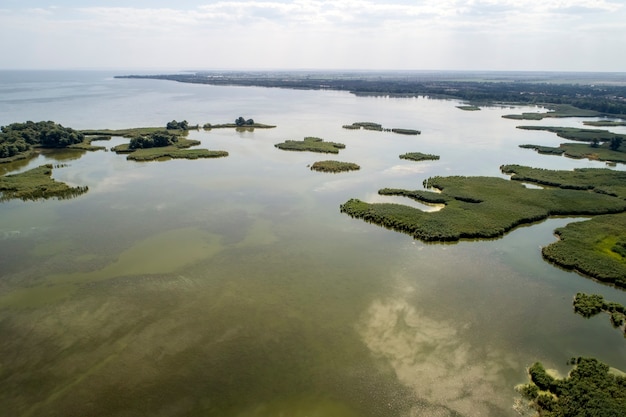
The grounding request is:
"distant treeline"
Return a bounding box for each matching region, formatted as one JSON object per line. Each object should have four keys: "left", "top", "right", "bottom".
{"left": 117, "top": 73, "right": 626, "bottom": 116}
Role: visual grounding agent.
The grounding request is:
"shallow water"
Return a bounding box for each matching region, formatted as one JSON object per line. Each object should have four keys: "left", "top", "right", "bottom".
{"left": 1, "top": 71, "right": 625, "bottom": 417}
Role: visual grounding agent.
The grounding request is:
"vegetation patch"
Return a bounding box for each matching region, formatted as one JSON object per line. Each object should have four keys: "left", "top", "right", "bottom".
{"left": 203, "top": 116, "right": 276, "bottom": 130}
{"left": 275, "top": 137, "right": 346, "bottom": 154}
{"left": 1, "top": 121, "right": 86, "bottom": 162}
{"left": 109, "top": 131, "right": 227, "bottom": 161}
{"left": 520, "top": 141, "right": 626, "bottom": 164}
{"left": 573, "top": 293, "right": 626, "bottom": 332}
{"left": 340, "top": 171, "right": 626, "bottom": 242}
{"left": 310, "top": 160, "right": 360, "bottom": 173}
{"left": 126, "top": 148, "right": 228, "bottom": 161}
{"left": 584, "top": 120, "right": 626, "bottom": 127}
{"left": 503, "top": 104, "right": 601, "bottom": 120}
{"left": 518, "top": 358, "right": 626, "bottom": 417}
{"left": 342, "top": 122, "right": 420, "bottom": 135}
{"left": 0, "top": 164, "right": 88, "bottom": 201}
{"left": 399, "top": 152, "right": 440, "bottom": 162}
{"left": 501, "top": 165, "right": 626, "bottom": 198}
{"left": 456, "top": 105, "right": 480, "bottom": 111}
{"left": 516, "top": 125, "right": 626, "bottom": 143}
{"left": 541, "top": 213, "right": 626, "bottom": 287}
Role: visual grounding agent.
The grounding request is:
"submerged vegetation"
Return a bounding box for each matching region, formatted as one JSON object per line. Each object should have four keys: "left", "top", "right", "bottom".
{"left": 310, "top": 160, "right": 360, "bottom": 173}
{"left": 275, "top": 137, "right": 346, "bottom": 154}
{"left": 518, "top": 358, "right": 626, "bottom": 417}
{"left": 0, "top": 164, "right": 88, "bottom": 201}
{"left": 399, "top": 152, "right": 440, "bottom": 162}
{"left": 340, "top": 170, "right": 626, "bottom": 242}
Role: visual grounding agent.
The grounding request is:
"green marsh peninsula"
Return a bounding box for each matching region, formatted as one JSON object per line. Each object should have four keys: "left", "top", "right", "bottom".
{"left": 502, "top": 104, "right": 602, "bottom": 120}
{"left": 310, "top": 160, "right": 360, "bottom": 173}
{"left": 0, "top": 164, "right": 88, "bottom": 201}
{"left": 108, "top": 130, "right": 228, "bottom": 161}
{"left": 275, "top": 137, "right": 346, "bottom": 154}
{"left": 341, "top": 166, "right": 626, "bottom": 242}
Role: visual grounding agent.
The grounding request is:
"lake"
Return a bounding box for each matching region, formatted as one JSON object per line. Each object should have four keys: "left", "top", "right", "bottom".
{"left": 1, "top": 70, "right": 625, "bottom": 417}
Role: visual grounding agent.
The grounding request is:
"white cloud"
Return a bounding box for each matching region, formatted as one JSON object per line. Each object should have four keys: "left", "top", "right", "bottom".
{"left": 0, "top": 1, "right": 624, "bottom": 70}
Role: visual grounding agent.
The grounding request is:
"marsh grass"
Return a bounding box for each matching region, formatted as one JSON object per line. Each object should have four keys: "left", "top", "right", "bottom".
{"left": 310, "top": 161, "right": 360, "bottom": 173}
{"left": 275, "top": 137, "right": 346, "bottom": 154}
{"left": 456, "top": 105, "right": 481, "bottom": 111}
{"left": 127, "top": 148, "right": 228, "bottom": 161}
{"left": 503, "top": 104, "right": 600, "bottom": 120}
{"left": 501, "top": 165, "right": 626, "bottom": 198}
{"left": 541, "top": 213, "right": 626, "bottom": 287}
{"left": 399, "top": 152, "right": 440, "bottom": 162}
{"left": 517, "top": 126, "right": 626, "bottom": 142}
{"left": 0, "top": 164, "right": 88, "bottom": 201}
{"left": 584, "top": 121, "right": 626, "bottom": 127}
{"left": 341, "top": 172, "right": 626, "bottom": 242}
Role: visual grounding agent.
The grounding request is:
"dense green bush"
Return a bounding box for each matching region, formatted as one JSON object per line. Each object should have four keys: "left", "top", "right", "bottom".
{"left": 520, "top": 358, "right": 626, "bottom": 417}
{"left": 0, "top": 121, "right": 85, "bottom": 160}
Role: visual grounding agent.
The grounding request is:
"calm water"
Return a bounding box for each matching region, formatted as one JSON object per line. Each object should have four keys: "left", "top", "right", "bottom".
{"left": 1, "top": 70, "right": 625, "bottom": 417}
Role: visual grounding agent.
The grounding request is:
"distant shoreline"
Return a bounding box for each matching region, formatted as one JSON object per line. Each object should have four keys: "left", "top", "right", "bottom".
{"left": 115, "top": 71, "right": 626, "bottom": 117}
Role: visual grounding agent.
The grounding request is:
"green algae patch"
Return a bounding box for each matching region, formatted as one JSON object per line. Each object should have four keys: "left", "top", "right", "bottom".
{"left": 1, "top": 228, "right": 223, "bottom": 308}
{"left": 341, "top": 170, "right": 626, "bottom": 242}
{"left": 542, "top": 214, "right": 626, "bottom": 287}
{"left": 399, "top": 152, "right": 440, "bottom": 162}
{"left": 0, "top": 164, "right": 88, "bottom": 202}
{"left": 275, "top": 137, "right": 346, "bottom": 154}
{"left": 310, "top": 160, "right": 360, "bottom": 173}
{"left": 49, "top": 228, "right": 223, "bottom": 285}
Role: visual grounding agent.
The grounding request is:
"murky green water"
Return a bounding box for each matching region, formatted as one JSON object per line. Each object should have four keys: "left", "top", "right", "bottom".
{"left": 1, "top": 71, "right": 625, "bottom": 417}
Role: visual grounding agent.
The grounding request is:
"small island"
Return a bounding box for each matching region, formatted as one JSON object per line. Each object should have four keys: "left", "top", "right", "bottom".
{"left": 399, "top": 152, "right": 440, "bottom": 162}
{"left": 310, "top": 160, "right": 360, "bottom": 173}
{"left": 342, "top": 122, "right": 421, "bottom": 135}
{"left": 275, "top": 137, "right": 346, "bottom": 154}
{"left": 456, "top": 105, "right": 480, "bottom": 111}
{"left": 203, "top": 116, "right": 276, "bottom": 130}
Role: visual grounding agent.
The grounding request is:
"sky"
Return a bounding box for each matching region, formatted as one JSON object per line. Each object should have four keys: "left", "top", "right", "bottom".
{"left": 1, "top": 0, "right": 625, "bottom": 72}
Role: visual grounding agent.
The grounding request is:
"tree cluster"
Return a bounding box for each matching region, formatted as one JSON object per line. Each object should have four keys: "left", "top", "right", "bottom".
{"left": 521, "top": 358, "right": 626, "bottom": 416}
{"left": 129, "top": 131, "right": 178, "bottom": 149}
{"left": 0, "top": 121, "right": 84, "bottom": 158}
{"left": 235, "top": 117, "right": 254, "bottom": 126}
{"left": 166, "top": 120, "right": 189, "bottom": 130}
